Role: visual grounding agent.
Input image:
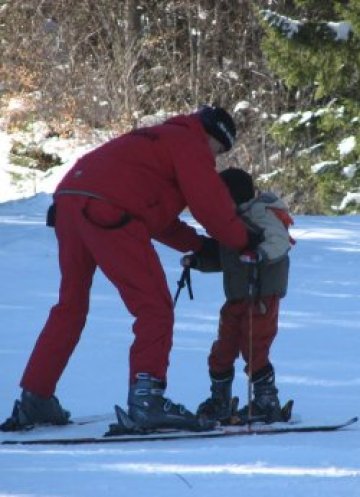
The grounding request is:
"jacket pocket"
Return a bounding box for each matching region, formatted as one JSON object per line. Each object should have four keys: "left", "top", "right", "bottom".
{"left": 82, "top": 198, "right": 132, "bottom": 230}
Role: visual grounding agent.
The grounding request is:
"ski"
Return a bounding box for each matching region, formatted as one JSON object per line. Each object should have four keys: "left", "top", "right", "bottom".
{"left": 0, "top": 411, "right": 115, "bottom": 432}
{"left": 1, "top": 416, "right": 357, "bottom": 446}
{"left": 66, "top": 413, "right": 115, "bottom": 426}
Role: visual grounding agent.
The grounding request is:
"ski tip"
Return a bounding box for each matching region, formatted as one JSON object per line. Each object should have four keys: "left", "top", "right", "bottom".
{"left": 347, "top": 416, "right": 358, "bottom": 425}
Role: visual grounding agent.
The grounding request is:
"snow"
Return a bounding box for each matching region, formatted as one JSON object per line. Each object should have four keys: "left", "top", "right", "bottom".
{"left": 338, "top": 192, "right": 360, "bottom": 211}
{"left": 277, "top": 112, "right": 299, "bottom": 124}
{"left": 342, "top": 164, "right": 357, "bottom": 179}
{"left": 327, "top": 21, "right": 352, "bottom": 41}
{"left": 337, "top": 136, "right": 356, "bottom": 158}
{"left": 311, "top": 160, "right": 338, "bottom": 174}
{"left": 298, "top": 111, "right": 313, "bottom": 126}
{"left": 0, "top": 129, "right": 104, "bottom": 202}
{"left": 0, "top": 188, "right": 360, "bottom": 495}
{"left": 234, "top": 100, "right": 251, "bottom": 112}
{"left": 261, "top": 10, "right": 301, "bottom": 39}
{"left": 261, "top": 10, "right": 353, "bottom": 42}
{"left": 0, "top": 127, "right": 360, "bottom": 495}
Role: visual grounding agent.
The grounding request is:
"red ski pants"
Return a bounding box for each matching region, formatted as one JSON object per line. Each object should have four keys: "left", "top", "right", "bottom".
{"left": 21, "top": 195, "right": 174, "bottom": 397}
{"left": 208, "top": 296, "right": 280, "bottom": 377}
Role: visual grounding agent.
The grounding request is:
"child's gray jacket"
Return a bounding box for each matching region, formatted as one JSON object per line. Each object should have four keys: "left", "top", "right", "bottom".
{"left": 195, "top": 192, "right": 294, "bottom": 301}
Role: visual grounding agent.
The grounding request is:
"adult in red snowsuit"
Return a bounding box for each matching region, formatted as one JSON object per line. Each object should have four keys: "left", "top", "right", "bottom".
{"left": 14, "top": 107, "right": 258, "bottom": 430}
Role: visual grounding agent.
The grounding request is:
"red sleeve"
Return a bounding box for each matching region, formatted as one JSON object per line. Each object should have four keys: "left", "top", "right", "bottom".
{"left": 169, "top": 130, "right": 249, "bottom": 250}
{"left": 154, "top": 218, "right": 204, "bottom": 252}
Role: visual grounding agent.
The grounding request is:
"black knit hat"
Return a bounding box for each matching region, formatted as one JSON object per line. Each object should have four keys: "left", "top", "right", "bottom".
{"left": 220, "top": 168, "right": 255, "bottom": 205}
{"left": 197, "top": 105, "right": 236, "bottom": 151}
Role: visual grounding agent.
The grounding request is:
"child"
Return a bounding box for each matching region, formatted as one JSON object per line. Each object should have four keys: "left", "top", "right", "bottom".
{"left": 183, "top": 168, "right": 294, "bottom": 424}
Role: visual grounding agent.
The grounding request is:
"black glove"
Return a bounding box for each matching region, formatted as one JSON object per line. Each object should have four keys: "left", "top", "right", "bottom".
{"left": 246, "top": 227, "right": 265, "bottom": 251}
{"left": 198, "top": 236, "right": 219, "bottom": 259}
{"left": 181, "top": 237, "right": 220, "bottom": 269}
{"left": 181, "top": 253, "right": 199, "bottom": 269}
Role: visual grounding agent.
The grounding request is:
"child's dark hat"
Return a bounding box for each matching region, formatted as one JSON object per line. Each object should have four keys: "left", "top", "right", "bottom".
{"left": 197, "top": 105, "right": 236, "bottom": 151}
{"left": 220, "top": 168, "right": 255, "bottom": 205}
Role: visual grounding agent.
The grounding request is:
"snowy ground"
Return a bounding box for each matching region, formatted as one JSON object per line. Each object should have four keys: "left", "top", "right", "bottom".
{"left": 0, "top": 193, "right": 360, "bottom": 496}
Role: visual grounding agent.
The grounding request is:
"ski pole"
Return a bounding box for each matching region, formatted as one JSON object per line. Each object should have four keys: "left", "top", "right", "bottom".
{"left": 173, "top": 266, "right": 194, "bottom": 307}
{"left": 240, "top": 252, "right": 259, "bottom": 426}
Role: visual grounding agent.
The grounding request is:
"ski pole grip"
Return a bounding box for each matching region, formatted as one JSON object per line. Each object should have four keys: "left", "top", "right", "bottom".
{"left": 239, "top": 251, "right": 261, "bottom": 264}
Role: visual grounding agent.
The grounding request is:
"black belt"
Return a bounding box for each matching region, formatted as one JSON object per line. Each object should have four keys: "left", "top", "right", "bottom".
{"left": 47, "top": 190, "right": 132, "bottom": 229}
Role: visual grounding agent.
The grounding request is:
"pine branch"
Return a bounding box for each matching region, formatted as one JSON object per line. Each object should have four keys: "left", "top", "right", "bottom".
{"left": 260, "top": 9, "right": 354, "bottom": 46}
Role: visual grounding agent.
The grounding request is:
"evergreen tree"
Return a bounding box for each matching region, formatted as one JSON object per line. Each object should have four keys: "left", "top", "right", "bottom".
{"left": 259, "top": 0, "right": 360, "bottom": 214}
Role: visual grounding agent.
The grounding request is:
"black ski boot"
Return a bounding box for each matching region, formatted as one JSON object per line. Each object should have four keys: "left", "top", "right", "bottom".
{"left": 0, "top": 390, "right": 71, "bottom": 431}
{"left": 196, "top": 369, "right": 234, "bottom": 423}
{"left": 237, "top": 365, "right": 283, "bottom": 424}
{"left": 128, "top": 373, "right": 212, "bottom": 431}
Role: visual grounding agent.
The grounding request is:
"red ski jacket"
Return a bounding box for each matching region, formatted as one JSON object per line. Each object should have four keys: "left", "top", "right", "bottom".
{"left": 56, "top": 114, "right": 249, "bottom": 252}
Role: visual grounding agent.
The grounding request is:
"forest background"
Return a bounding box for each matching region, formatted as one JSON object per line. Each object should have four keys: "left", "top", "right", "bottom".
{"left": 0, "top": 0, "right": 359, "bottom": 214}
